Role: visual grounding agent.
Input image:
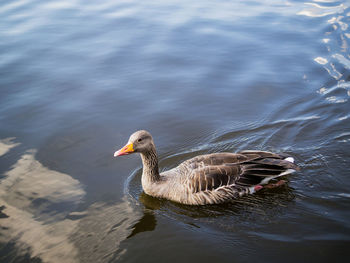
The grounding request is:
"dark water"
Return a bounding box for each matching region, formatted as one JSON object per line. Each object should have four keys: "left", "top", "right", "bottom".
{"left": 1, "top": 0, "right": 350, "bottom": 262}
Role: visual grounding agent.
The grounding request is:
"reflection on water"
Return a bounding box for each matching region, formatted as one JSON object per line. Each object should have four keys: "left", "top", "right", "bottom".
{"left": 127, "top": 209, "right": 157, "bottom": 239}
{"left": 302, "top": 0, "right": 350, "bottom": 106}
{"left": 297, "top": 1, "right": 348, "bottom": 18}
{"left": 1, "top": 0, "right": 350, "bottom": 262}
{"left": 0, "top": 139, "right": 83, "bottom": 263}
{"left": 0, "top": 139, "right": 149, "bottom": 263}
{"left": 0, "top": 137, "right": 20, "bottom": 157}
{"left": 70, "top": 198, "right": 142, "bottom": 263}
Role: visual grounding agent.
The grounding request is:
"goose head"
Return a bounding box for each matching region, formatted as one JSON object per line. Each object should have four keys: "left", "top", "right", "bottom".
{"left": 114, "top": 130, "right": 154, "bottom": 157}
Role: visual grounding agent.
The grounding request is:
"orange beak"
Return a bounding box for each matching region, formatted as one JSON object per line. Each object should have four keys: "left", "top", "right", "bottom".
{"left": 114, "top": 143, "right": 134, "bottom": 157}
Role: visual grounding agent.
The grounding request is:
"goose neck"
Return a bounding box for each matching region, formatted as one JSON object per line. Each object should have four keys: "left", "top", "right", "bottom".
{"left": 140, "top": 145, "right": 160, "bottom": 182}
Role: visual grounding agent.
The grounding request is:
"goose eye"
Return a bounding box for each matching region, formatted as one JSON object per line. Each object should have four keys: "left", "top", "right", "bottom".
{"left": 137, "top": 138, "right": 142, "bottom": 142}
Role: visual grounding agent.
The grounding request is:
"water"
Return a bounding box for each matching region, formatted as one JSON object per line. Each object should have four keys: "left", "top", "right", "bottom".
{"left": 0, "top": 0, "right": 349, "bottom": 262}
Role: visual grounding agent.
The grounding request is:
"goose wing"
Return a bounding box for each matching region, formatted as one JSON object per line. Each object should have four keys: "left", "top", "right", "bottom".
{"left": 180, "top": 151, "right": 299, "bottom": 194}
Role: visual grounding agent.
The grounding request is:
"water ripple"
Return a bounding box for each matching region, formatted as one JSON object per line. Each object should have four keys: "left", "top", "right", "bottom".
{"left": 1, "top": 0, "right": 350, "bottom": 261}
{"left": 298, "top": 2, "right": 348, "bottom": 17}
{"left": 301, "top": 0, "right": 350, "bottom": 111}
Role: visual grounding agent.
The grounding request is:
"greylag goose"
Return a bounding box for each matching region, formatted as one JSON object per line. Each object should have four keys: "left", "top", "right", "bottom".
{"left": 114, "top": 130, "right": 300, "bottom": 205}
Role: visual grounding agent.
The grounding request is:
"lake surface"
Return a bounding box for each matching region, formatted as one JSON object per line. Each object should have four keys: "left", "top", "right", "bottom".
{"left": 0, "top": 0, "right": 349, "bottom": 262}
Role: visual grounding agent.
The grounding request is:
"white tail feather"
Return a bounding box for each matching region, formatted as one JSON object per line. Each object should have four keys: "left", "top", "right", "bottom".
{"left": 284, "top": 157, "right": 294, "bottom": 163}
{"left": 260, "top": 168, "right": 296, "bottom": 185}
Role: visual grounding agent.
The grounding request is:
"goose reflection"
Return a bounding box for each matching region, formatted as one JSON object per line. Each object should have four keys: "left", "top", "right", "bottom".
{"left": 127, "top": 208, "right": 157, "bottom": 239}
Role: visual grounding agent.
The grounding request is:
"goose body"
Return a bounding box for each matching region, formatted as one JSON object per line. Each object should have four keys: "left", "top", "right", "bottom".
{"left": 114, "top": 130, "right": 300, "bottom": 205}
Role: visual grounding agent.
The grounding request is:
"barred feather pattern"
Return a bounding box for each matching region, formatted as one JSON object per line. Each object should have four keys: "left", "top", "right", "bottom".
{"left": 141, "top": 149, "right": 300, "bottom": 205}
